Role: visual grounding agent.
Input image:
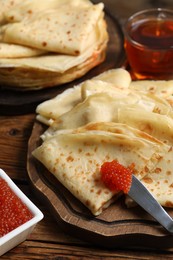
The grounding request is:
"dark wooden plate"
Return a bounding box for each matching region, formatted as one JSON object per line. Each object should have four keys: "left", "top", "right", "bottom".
{"left": 27, "top": 120, "right": 173, "bottom": 249}
{"left": 0, "top": 12, "right": 125, "bottom": 115}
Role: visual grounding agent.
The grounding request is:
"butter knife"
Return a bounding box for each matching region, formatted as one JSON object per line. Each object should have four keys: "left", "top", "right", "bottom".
{"left": 129, "top": 175, "right": 173, "bottom": 234}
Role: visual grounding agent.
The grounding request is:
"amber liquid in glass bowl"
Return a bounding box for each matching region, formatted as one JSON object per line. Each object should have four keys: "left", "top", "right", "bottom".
{"left": 125, "top": 17, "right": 173, "bottom": 79}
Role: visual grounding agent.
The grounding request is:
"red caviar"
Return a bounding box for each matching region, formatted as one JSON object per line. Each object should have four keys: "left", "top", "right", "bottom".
{"left": 100, "top": 160, "right": 134, "bottom": 194}
{"left": 0, "top": 177, "right": 33, "bottom": 237}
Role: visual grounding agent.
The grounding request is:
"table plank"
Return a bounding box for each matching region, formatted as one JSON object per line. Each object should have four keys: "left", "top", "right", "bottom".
{"left": 0, "top": 114, "right": 35, "bottom": 180}
{"left": 2, "top": 239, "right": 173, "bottom": 259}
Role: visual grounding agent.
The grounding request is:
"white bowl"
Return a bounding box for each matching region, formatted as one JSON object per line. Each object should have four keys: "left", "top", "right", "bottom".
{"left": 0, "top": 169, "right": 44, "bottom": 256}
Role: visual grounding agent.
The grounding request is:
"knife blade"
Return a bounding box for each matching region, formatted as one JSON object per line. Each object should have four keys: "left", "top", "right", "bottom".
{"left": 129, "top": 175, "right": 173, "bottom": 234}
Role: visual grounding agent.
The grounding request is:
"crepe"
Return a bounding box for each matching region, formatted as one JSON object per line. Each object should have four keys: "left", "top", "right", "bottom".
{"left": 36, "top": 69, "right": 132, "bottom": 125}
{"left": 36, "top": 68, "right": 173, "bottom": 126}
{"left": 142, "top": 148, "right": 173, "bottom": 208}
{"left": 0, "top": 0, "right": 21, "bottom": 24}
{"left": 41, "top": 92, "right": 149, "bottom": 139}
{"left": 80, "top": 68, "right": 131, "bottom": 100}
{"left": 33, "top": 68, "right": 173, "bottom": 214}
{"left": 33, "top": 122, "right": 169, "bottom": 215}
{"left": 36, "top": 85, "right": 82, "bottom": 126}
{"left": 1, "top": 3, "right": 105, "bottom": 55}
{"left": 41, "top": 89, "right": 171, "bottom": 139}
{"left": 91, "top": 68, "right": 131, "bottom": 88}
{"left": 130, "top": 80, "right": 173, "bottom": 98}
{"left": 4, "top": 0, "right": 92, "bottom": 23}
{"left": 0, "top": 1, "right": 108, "bottom": 90}
{"left": 0, "top": 43, "right": 46, "bottom": 58}
{"left": 118, "top": 106, "right": 173, "bottom": 207}
{"left": 118, "top": 107, "right": 173, "bottom": 144}
{"left": 0, "top": 41, "right": 106, "bottom": 89}
{"left": 130, "top": 80, "right": 173, "bottom": 108}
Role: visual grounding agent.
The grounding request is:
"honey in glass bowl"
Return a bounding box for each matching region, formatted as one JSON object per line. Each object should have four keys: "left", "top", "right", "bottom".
{"left": 124, "top": 8, "right": 173, "bottom": 80}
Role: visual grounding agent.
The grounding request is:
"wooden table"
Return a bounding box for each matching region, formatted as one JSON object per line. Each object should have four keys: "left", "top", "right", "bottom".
{"left": 1, "top": 1, "right": 173, "bottom": 259}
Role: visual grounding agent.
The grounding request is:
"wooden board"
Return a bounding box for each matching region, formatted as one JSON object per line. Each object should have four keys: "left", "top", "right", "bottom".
{"left": 0, "top": 12, "right": 125, "bottom": 115}
{"left": 27, "top": 121, "right": 173, "bottom": 249}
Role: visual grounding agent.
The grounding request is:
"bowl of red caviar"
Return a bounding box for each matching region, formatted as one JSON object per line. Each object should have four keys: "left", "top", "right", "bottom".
{"left": 0, "top": 168, "right": 43, "bottom": 256}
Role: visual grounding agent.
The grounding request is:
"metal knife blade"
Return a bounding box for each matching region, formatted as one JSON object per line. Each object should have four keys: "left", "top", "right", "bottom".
{"left": 129, "top": 175, "right": 173, "bottom": 234}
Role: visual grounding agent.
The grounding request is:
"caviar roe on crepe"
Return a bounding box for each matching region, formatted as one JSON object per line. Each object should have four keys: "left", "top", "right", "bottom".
{"left": 100, "top": 160, "right": 135, "bottom": 194}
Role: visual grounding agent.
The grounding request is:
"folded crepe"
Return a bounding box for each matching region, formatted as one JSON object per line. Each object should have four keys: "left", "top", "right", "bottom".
{"left": 0, "top": 1, "right": 108, "bottom": 90}
{"left": 91, "top": 68, "right": 132, "bottom": 89}
{"left": 41, "top": 88, "right": 172, "bottom": 139}
{"left": 117, "top": 106, "right": 173, "bottom": 207}
{"left": 36, "top": 85, "right": 82, "bottom": 126}
{"left": 36, "top": 69, "right": 132, "bottom": 125}
{"left": 4, "top": 0, "right": 92, "bottom": 23}
{"left": 130, "top": 80, "right": 173, "bottom": 98}
{"left": 1, "top": 3, "right": 104, "bottom": 55}
{"left": 0, "top": 0, "right": 21, "bottom": 24}
{"left": 36, "top": 68, "right": 173, "bottom": 127}
{"left": 118, "top": 107, "right": 173, "bottom": 144}
{"left": 0, "top": 43, "right": 46, "bottom": 58}
{"left": 141, "top": 148, "right": 173, "bottom": 208}
{"left": 33, "top": 69, "right": 173, "bottom": 214}
{"left": 40, "top": 92, "right": 146, "bottom": 139}
{"left": 32, "top": 122, "right": 169, "bottom": 215}
{"left": 130, "top": 80, "right": 173, "bottom": 108}
{"left": 0, "top": 41, "right": 106, "bottom": 89}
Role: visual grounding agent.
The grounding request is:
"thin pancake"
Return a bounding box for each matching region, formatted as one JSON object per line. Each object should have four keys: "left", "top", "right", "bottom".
{"left": 130, "top": 80, "right": 173, "bottom": 98}
{"left": 0, "top": 38, "right": 107, "bottom": 89}
{"left": 4, "top": 0, "right": 92, "bottom": 23}
{"left": 118, "top": 107, "right": 173, "bottom": 144}
{"left": 36, "top": 69, "right": 132, "bottom": 125}
{"left": 0, "top": 43, "right": 46, "bottom": 58}
{"left": 0, "top": 0, "right": 21, "bottom": 24}
{"left": 33, "top": 122, "right": 169, "bottom": 215}
{"left": 142, "top": 147, "right": 173, "bottom": 208}
{"left": 118, "top": 106, "right": 173, "bottom": 208}
{"left": 1, "top": 3, "right": 105, "bottom": 55}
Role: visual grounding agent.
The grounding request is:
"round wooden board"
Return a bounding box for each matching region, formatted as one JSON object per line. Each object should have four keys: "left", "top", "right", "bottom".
{"left": 0, "top": 12, "right": 125, "bottom": 115}
{"left": 27, "top": 120, "right": 173, "bottom": 249}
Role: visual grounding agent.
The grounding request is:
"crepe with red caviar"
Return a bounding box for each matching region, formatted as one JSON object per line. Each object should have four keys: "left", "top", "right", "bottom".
{"left": 32, "top": 122, "right": 169, "bottom": 215}
{"left": 33, "top": 69, "right": 173, "bottom": 214}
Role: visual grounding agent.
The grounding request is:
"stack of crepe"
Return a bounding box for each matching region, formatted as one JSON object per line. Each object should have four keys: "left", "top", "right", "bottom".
{"left": 0, "top": 0, "right": 108, "bottom": 90}
{"left": 32, "top": 68, "right": 173, "bottom": 215}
